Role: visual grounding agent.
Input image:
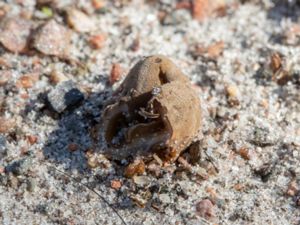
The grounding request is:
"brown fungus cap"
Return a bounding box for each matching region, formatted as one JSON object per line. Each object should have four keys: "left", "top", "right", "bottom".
{"left": 119, "top": 55, "right": 189, "bottom": 97}
{"left": 102, "top": 55, "right": 201, "bottom": 162}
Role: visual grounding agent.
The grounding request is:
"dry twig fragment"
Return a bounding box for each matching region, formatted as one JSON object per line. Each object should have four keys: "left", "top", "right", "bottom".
{"left": 102, "top": 55, "right": 202, "bottom": 162}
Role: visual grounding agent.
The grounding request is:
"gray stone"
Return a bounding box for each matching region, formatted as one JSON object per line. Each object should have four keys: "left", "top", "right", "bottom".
{"left": 47, "top": 80, "right": 84, "bottom": 113}
{"left": 0, "top": 135, "right": 7, "bottom": 157}
{"left": 26, "top": 178, "right": 36, "bottom": 192}
{"left": 6, "top": 157, "right": 33, "bottom": 176}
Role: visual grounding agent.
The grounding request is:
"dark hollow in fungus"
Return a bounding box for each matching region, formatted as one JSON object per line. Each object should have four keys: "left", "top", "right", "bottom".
{"left": 102, "top": 55, "right": 201, "bottom": 162}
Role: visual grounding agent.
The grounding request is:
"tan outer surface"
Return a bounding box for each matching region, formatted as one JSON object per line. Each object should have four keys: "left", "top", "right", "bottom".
{"left": 120, "top": 55, "right": 189, "bottom": 96}
{"left": 153, "top": 81, "right": 201, "bottom": 161}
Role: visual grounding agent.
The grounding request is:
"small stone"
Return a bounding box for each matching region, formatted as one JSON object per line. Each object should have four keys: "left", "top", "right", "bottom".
{"left": 67, "top": 8, "right": 96, "bottom": 33}
{"left": 110, "top": 179, "right": 122, "bottom": 190}
{"left": 8, "top": 173, "right": 19, "bottom": 189}
{"left": 196, "top": 199, "right": 215, "bottom": 220}
{"left": 27, "top": 135, "right": 38, "bottom": 145}
{"left": 296, "top": 197, "right": 300, "bottom": 206}
{"left": 286, "top": 179, "right": 298, "bottom": 196}
{"left": 87, "top": 156, "right": 99, "bottom": 168}
{"left": 49, "top": 69, "right": 69, "bottom": 84}
{"left": 92, "top": 0, "right": 106, "bottom": 9}
{"left": 205, "top": 187, "right": 217, "bottom": 199}
{"left": 109, "top": 63, "right": 122, "bottom": 85}
{"left": 162, "top": 10, "right": 191, "bottom": 26}
{"left": 26, "top": 177, "right": 36, "bottom": 192}
{"left": 188, "top": 141, "right": 202, "bottom": 164}
{"left": 270, "top": 52, "right": 282, "bottom": 73}
{"left": 0, "top": 135, "right": 7, "bottom": 157}
{"left": 130, "top": 36, "right": 140, "bottom": 52}
{"left": 251, "top": 127, "right": 277, "bottom": 146}
{"left": 0, "top": 17, "right": 32, "bottom": 53}
{"left": 254, "top": 162, "right": 274, "bottom": 182}
{"left": 68, "top": 143, "right": 78, "bottom": 152}
{"left": 233, "top": 183, "right": 244, "bottom": 191}
{"left": 6, "top": 157, "right": 33, "bottom": 176}
{"left": 284, "top": 23, "right": 300, "bottom": 45}
{"left": 238, "top": 147, "right": 252, "bottom": 160}
{"left": 133, "top": 176, "right": 152, "bottom": 186}
{"left": 0, "top": 70, "right": 11, "bottom": 86}
{"left": 0, "top": 117, "right": 16, "bottom": 134}
{"left": 33, "top": 20, "right": 71, "bottom": 56}
{"left": 206, "top": 41, "right": 225, "bottom": 59}
{"left": 226, "top": 84, "right": 239, "bottom": 99}
{"left": 159, "top": 193, "right": 171, "bottom": 204}
{"left": 0, "top": 166, "right": 5, "bottom": 174}
{"left": 47, "top": 80, "right": 84, "bottom": 113}
{"left": 192, "top": 0, "right": 225, "bottom": 22}
{"left": 89, "top": 34, "right": 106, "bottom": 49}
{"left": 0, "top": 174, "right": 8, "bottom": 186}
{"left": 15, "top": 73, "right": 39, "bottom": 89}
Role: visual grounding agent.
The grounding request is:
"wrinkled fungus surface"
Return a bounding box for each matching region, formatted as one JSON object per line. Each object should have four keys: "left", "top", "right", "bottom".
{"left": 102, "top": 55, "right": 201, "bottom": 162}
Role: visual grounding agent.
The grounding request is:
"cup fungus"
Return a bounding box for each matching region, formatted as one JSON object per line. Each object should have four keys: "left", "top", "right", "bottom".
{"left": 102, "top": 55, "right": 201, "bottom": 162}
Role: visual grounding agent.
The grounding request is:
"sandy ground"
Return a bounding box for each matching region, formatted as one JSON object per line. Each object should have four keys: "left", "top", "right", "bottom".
{"left": 0, "top": 0, "right": 299, "bottom": 224}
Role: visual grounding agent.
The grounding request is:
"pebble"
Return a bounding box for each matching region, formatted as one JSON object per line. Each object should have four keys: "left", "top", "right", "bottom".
{"left": 49, "top": 69, "right": 68, "bottom": 84}
{"left": 0, "top": 135, "right": 7, "bottom": 157}
{"left": 0, "top": 70, "right": 12, "bottom": 86}
{"left": 8, "top": 173, "right": 19, "bottom": 189}
{"left": 67, "top": 8, "right": 96, "bottom": 33}
{"left": 109, "top": 63, "right": 122, "bottom": 85}
{"left": 15, "top": 73, "right": 40, "bottom": 89}
{"left": 26, "top": 177, "right": 37, "bottom": 192}
{"left": 0, "top": 17, "right": 32, "bottom": 53}
{"left": 133, "top": 175, "right": 152, "bottom": 186}
{"left": 0, "top": 117, "right": 16, "bottom": 134}
{"left": 0, "top": 174, "right": 8, "bottom": 186}
{"left": 110, "top": 179, "right": 122, "bottom": 190}
{"left": 6, "top": 157, "right": 33, "bottom": 176}
{"left": 296, "top": 197, "right": 300, "bottom": 206}
{"left": 286, "top": 179, "right": 298, "bottom": 196}
{"left": 159, "top": 193, "right": 171, "bottom": 204}
{"left": 89, "top": 34, "right": 106, "bottom": 49}
{"left": 47, "top": 80, "right": 84, "bottom": 113}
{"left": 68, "top": 143, "right": 79, "bottom": 152}
{"left": 196, "top": 199, "right": 215, "bottom": 220}
{"left": 33, "top": 20, "right": 71, "bottom": 56}
{"left": 192, "top": 0, "right": 225, "bottom": 22}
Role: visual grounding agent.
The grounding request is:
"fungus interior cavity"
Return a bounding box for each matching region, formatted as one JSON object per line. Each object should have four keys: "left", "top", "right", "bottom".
{"left": 104, "top": 91, "right": 169, "bottom": 149}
